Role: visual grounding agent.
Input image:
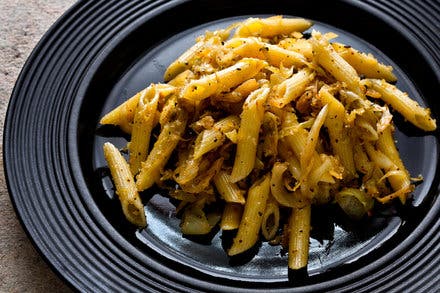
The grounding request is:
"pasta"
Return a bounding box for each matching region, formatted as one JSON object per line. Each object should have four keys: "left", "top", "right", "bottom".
{"left": 99, "top": 16, "right": 436, "bottom": 274}
{"left": 103, "top": 142, "right": 146, "bottom": 227}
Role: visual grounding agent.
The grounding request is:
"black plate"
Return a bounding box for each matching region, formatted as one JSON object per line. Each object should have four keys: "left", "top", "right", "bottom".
{"left": 4, "top": 0, "right": 440, "bottom": 292}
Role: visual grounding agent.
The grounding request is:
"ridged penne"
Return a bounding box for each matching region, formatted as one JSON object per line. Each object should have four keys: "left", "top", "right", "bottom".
{"left": 310, "top": 31, "right": 361, "bottom": 95}
{"left": 128, "top": 86, "right": 159, "bottom": 175}
{"left": 230, "top": 87, "right": 270, "bottom": 182}
{"left": 332, "top": 42, "right": 397, "bottom": 82}
{"left": 213, "top": 170, "right": 245, "bottom": 204}
{"left": 212, "top": 78, "right": 260, "bottom": 103}
{"left": 226, "top": 37, "right": 308, "bottom": 68}
{"left": 100, "top": 84, "right": 175, "bottom": 133}
{"left": 318, "top": 86, "right": 356, "bottom": 178}
{"left": 136, "top": 96, "right": 188, "bottom": 191}
{"left": 164, "top": 40, "right": 206, "bottom": 82}
{"left": 288, "top": 203, "right": 311, "bottom": 270}
{"left": 271, "top": 68, "right": 315, "bottom": 108}
{"left": 235, "top": 16, "right": 312, "bottom": 38}
{"left": 220, "top": 203, "right": 243, "bottom": 230}
{"left": 181, "top": 58, "right": 267, "bottom": 102}
{"left": 363, "top": 78, "right": 436, "bottom": 131}
{"left": 228, "top": 174, "right": 271, "bottom": 256}
{"left": 193, "top": 115, "right": 240, "bottom": 159}
{"left": 103, "top": 142, "right": 146, "bottom": 227}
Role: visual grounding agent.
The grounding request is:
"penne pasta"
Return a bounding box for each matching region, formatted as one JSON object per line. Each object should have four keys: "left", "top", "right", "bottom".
{"left": 212, "top": 78, "right": 260, "bottom": 103}
{"left": 261, "top": 111, "right": 280, "bottom": 158}
{"left": 226, "top": 37, "right": 308, "bottom": 68}
{"left": 230, "top": 87, "right": 270, "bottom": 182}
{"left": 164, "top": 41, "right": 204, "bottom": 81}
{"left": 288, "top": 203, "right": 311, "bottom": 270}
{"left": 181, "top": 58, "right": 267, "bottom": 102}
{"left": 318, "top": 86, "right": 356, "bottom": 178}
{"left": 220, "top": 203, "right": 243, "bottom": 230}
{"left": 228, "top": 174, "right": 271, "bottom": 256}
{"left": 332, "top": 43, "right": 397, "bottom": 82}
{"left": 128, "top": 86, "right": 160, "bottom": 175}
{"left": 100, "top": 84, "right": 175, "bottom": 133}
{"left": 136, "top": 96, "right": 188, "bottom": 191}
{"left": 103, "top": 142, "right": 146, "bottom": 227}
{"left": 193, "top": 115, "right": 240, "bottom": 159}
{"left": 235, "top": 16, "right": 312, "bottom": 38}
{"left": 270, "top": 68, "right": 315, "bottom": 108}
{"left": 363, "top": 79, "right": 436, "bottom": 131}
{"left": 213, "top": 170, "right": 245, "bottom": 204}
{"left": 310, "top": 31, "right": 361, "bottom": 95}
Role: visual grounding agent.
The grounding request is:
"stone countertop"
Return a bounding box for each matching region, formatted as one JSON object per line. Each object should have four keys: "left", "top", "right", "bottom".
{"left": 0, "top": 1, "right": 76, "bottom": 292}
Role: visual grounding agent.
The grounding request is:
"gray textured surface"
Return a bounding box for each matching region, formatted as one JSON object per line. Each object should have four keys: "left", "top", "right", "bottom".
{"left": 0, "top": 1, "right": 76, "bottom": 292}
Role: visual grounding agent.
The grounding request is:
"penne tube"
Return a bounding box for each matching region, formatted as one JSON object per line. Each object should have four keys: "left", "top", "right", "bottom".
{"left": 180, "top": 157, "right": 224, "bottom": 194}
{"left": 103, "top": 142, "right": 146, "bottom": 227}
{"left": 271, "top": 68, "right": 315, "bottom": 108}
{"left": 193, "top": 129, "right": 224, "bottom": 159}
{"left": 181, "top": 58, "right": 267, "bottom": 102}
{"left": 220, "top": 203, "right": 243, "bottom": 230}
{"left": 174, "top": 144, "right": 201, "bottom": 186}
{"left": 213, "top": 170, "right": 245, "bottom": 204}
{"left": 100, "top": 92, "right": 140, "bottom": 134}
{"left": 318, "top": 86, "right": 356, "bottom": 178}
{"left": 288, "top": 203, "right": 311, "bottom": 271}
{"left": 164, "top": 40, "right": 206, "bottom": 82}
{"left": 363, "top": 79, "right": 436, "bottom": 131}
{"left": 227, "top": 38, "right": 308, "bottom": 68}
{"left": 193, "top": 115, "right": 240, "bottom": 159}
{"left": 332, "top": 43, "right": 397, "bottom": 82}
{"left": 100, "top": 84, "right": 176, "bottom": 133}
{"left": 128, "top": 86, "right": 159, "bottom": 175}
{"left": 235, "top": 16, "right": 312, "bottom": 38}
{"left": 310, "top": 32, "right": 361, "bottom": 95}
{"left": 212, "top": 78, "right": 260, "bottom": 103}
{"left": 228, "top": 174, "right": 271, "bottom": 256}
{"left": 335, "top": 188, "right": 374, "bottom": 220}
{"left": 167, "top": 69, "right": 196, "bottom": 87}
{"left": 230, "top": 87, "right": 270, "bottom": 182}
{"left": 136, "top": 96, "right": 188, "bottom": 191}
{"left": 278, "top": 38, "right": 314, "bottom": 61}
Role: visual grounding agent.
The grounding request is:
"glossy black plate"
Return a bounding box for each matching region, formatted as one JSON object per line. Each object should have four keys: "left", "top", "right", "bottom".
{"left": 4, "top": 0, "right": 440, "bottom": 292}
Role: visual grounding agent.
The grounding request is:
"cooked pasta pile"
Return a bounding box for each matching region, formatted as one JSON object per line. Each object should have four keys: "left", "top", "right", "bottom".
{"left": 100, "top": 16, "right": 436, "bottom": 271}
